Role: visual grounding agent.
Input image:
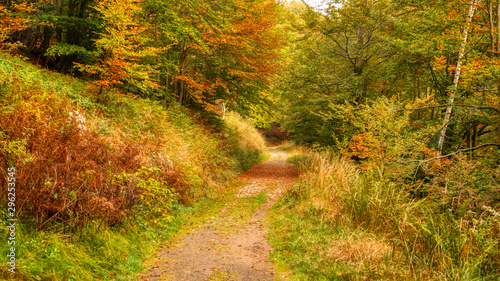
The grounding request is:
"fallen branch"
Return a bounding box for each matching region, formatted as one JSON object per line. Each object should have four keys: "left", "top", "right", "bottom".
{"left": 403, "top": 143, "right": 500, "bottom": 163}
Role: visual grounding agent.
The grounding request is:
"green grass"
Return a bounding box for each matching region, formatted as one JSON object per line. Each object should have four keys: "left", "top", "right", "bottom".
{"left": 244, "top": 191, "right": 267, "bottom": 204}
{"left": 0, "top": 183, "right": 268, "bottom": 281}
{"left": 269, "top": 201, "right": 340, "bottom": 280}
{"left": 0, "top": 203, "right": 202, "bottom": 280}
{"left": 286, "top": 154, "right": 307, "bottom": 165}
{"left": 268, "top": 197, "right": 404, "bottom": 281}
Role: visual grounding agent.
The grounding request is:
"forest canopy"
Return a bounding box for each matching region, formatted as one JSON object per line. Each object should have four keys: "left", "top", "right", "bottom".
{"left": 0, "top": 0, "right": 283, "bottom": 112}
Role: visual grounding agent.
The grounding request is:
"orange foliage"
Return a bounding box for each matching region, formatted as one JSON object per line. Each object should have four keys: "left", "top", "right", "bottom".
{"left": 0, "top": 3, "right": 35, "bottom": 48}
{"left": 174, "top": 0, "right": 283, "bottom": 108}
{"left": 0, "top": 88, "right": 186, "bottom": 226}
{"left": 76, "top": 0, "right": 158, "bottom": 93}
{"left": 348, "top": 133, "right": 379, "bottom": 169}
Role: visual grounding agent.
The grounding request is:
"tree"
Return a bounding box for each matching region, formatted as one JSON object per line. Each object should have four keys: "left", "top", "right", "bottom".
{"left": 142, "top": 0, "right": 283, "bottom": 110}
{"left": 437, "top": 0, "right": 478, "bottom": 154}
{"left": 75, "top": 0, "right": 158, "bottom": 97}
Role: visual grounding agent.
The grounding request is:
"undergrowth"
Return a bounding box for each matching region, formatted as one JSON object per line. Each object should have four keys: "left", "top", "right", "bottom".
{"left": 270, "top": 132, "right": 500, "bottom": 279}
{"left": 0, "top": 51, "right": 266, "bottom": 279}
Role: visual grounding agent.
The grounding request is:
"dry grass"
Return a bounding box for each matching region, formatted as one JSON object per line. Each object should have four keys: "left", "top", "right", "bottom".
{"left": 298, "top": 151, "right": 360, "bottom": 203}
{"left": 328, "top": 235, "right": 391, "bottom": 266}
{"left": 285, "top": 145, "right": 310, "bottom": 158}
{"left": 274, "top": 148, "right": 500, "bottom": 279}
{"left": 225, "top": 112, "right": 266, "bottom": 152}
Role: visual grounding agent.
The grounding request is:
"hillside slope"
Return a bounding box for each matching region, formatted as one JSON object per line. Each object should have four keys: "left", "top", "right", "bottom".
{"left": 0, "top": 52, "right": 266, "bottom": 280}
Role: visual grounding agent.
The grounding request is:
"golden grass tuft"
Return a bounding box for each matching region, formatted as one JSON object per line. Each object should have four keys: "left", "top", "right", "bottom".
{"left": 299, "top": 151, "right": 360, "bottom": 203}
{"left": 328, "top": 235, "right": 391, "bottom": 265}
{"left": 224, "top": 112, "right": 266, "bottom": 152}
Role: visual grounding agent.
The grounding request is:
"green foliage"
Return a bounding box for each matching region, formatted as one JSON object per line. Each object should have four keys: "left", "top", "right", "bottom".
{"left": 332, "top": 98, "right": 431, "bottom": 179}
{"left": 223, "top": 112, "right": 267, "bottom": 171}
{"left": 0, "top": 131, "right": 31, "bottom": 166}
{"left": 45, "top": 43, "right": 93, "bottom": 57}
{"left": 270, "top": 2, "right": 500, "bottom": 278}
{"left": 114, "top": 166, "right": 178, "bottom": 220}
{"left": 75, "top": 0, "right": 158, "bottom": 92}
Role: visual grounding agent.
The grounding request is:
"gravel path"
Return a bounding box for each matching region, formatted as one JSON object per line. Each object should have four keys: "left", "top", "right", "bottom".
{"left": 139, "top": 149, "right": 298, "bottom": 281}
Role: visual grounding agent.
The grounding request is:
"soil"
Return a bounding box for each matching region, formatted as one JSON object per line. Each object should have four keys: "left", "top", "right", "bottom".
{"left": 139, "top": 149, "right": 298, "bottom": 281}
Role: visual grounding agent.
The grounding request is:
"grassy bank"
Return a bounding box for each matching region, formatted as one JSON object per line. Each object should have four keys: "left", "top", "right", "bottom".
{"left": 0, "top": 52, "right": 266, "bottom": 280}
{"left": 269, "top": 149, "right": 500, "bottom": 280}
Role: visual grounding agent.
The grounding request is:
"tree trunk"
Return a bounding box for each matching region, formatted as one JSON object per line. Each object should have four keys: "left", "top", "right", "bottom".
{"left": 489, "top": 0, "right": 495, "bottom": 52}
{"left": 437, "top": 0, "right": 477, "bottom": 154}
{"left": 497, "top": 2, "right": 500, "bottom": 52}
{"left": 40, "top": 26, "right": 52, "bottom": 52}
{"left": 155, "top": 22, "right": 158, "bottom": 43}
{"left": 179, "top": 81, "right": 184, "bottom": 104}
{"left": 466, "top": 123, "right": 474, "bottom": 158}
{"left": 472, "top": 124, "right": 478, "bottom": 158}
{"left": 55, "top": 0, "right": 62, "bottom": 43}
{"left": 177, "top": 43, "right": 189, "bottom": 105}
{"left": 467, "top": 124, "right": 472, "bottom": 148}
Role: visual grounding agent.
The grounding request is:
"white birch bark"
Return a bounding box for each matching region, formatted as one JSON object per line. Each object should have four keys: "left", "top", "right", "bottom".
{"left": 437, "top": 0, "right": 479, "bottom": 154}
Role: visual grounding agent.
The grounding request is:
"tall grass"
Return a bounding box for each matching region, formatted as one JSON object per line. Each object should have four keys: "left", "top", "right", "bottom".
{"left": 271, "top": 150, "right": 500, "bottom": 280}
{"left": 223, "top": 112, "right": 267, "bottom": 171}
{"left": 224, "top": 112, "right": 266, "bottom": 152}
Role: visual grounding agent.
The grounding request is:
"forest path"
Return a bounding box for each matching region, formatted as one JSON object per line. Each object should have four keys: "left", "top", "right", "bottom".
{"left": 139, "top": 149, "right": 298, "bottom": 281}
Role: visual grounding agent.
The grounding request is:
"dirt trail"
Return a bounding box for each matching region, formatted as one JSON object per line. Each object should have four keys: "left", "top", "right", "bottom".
{"left": 139, "top": 149, "right": 298, "bottom": 281}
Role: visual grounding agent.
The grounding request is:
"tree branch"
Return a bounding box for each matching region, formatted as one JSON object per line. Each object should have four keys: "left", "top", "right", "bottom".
{"left": 398, "top": 104, "right": 500, "bottom": 113}
{"left": 403, "top": 143, "right": 500, "bottom": 163}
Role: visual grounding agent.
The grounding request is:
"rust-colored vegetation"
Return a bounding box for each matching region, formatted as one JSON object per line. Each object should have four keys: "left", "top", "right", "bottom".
{"left": 0, "top": 53, "right": 264, "bottom": 229}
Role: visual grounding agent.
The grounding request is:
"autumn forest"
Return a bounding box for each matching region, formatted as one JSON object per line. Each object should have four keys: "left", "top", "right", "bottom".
{"left": 1, "top": 0, "right": 500, "bottom": 280}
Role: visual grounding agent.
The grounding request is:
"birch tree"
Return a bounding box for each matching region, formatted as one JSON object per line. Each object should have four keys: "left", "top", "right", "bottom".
{"left": 437, "top": 0, "right": 479, "bottom": 154}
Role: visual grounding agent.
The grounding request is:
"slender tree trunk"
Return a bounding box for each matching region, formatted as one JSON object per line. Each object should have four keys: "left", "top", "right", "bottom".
{"left": 40, "top": 26, "right": 52, "bottom": 51}
{"left": 154, "top": 19, "right": 158, "bottom": 43}
{"left": 174, "top": 77, "right": 178, "bottom": 99}
{"left": 497, "top": 2, "right": 500, "bottom": 52}
{"left": 489, "top": 0, "right": 495, "bottom": 51}
{"left": 426, "top": 86, "right": 433, "bottom": 120}
{"left": 55, "top": 0, "right": 62, "bottom": 43}
{"left": 355, "top": 27, "right": 365, "bottom": 76}
{"left": 466, "top": 124, "right": 472, "bottom": 158}
{"left": 472, "top": 124, "right": 478, "bottom": 158}
{"left": 179, "top": 81, "right": 184, "bottom": 104}
{"left": 177, "top": 43, "right": 189, "bottom": 105}
{"left": 417, "top": 77, "right": 422, "bottom": 119}
{"left": 437, "top": 0, "right": 478, "bottom": 154}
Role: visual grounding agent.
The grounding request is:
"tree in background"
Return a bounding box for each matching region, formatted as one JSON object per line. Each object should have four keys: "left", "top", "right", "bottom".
{"left": 278, "top": 0, "right": 500, "bottom": 159}
{"left": 1, "top": 0, "right": 283, "bottom": 117}
{"left": 74, "top": 0, "right": 158, "bottom": 98}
